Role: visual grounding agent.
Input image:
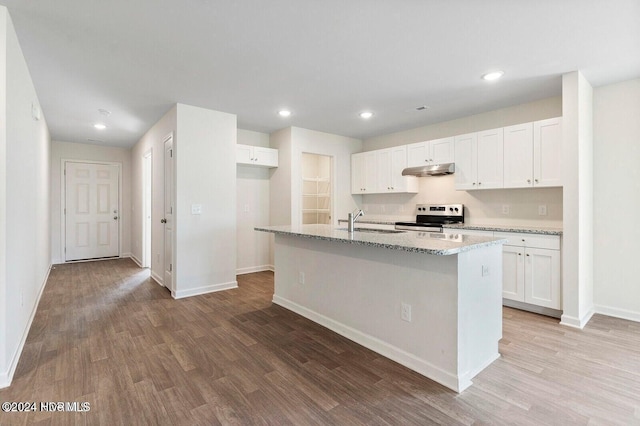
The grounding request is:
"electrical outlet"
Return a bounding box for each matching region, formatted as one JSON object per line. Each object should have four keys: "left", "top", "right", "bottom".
{"left": 401, "top": 303, "right": 412, "bottom": 322}
{"left": 191, "top": 204, "right": 202, "bottom": 215}
{"left": 298, "top": 272, "right": 305, "bottom": 285}
{"left": 482, "top": 265, "right": 490, "bottom": 276}
{"left": 502, "top": 204, "right": 510, "bottom": 215}
{"left": 538, "top": 205, "right": 547, "bottom": 216}
{"left": 244, "top": 204, "right": 250, "bottom": 213}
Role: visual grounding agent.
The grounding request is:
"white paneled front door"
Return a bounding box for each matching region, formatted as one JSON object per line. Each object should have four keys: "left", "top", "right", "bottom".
{"left": 65, "top": 162, "right": 120, "bottom": 261}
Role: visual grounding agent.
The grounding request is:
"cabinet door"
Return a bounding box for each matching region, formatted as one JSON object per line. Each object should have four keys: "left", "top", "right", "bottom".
{"left": 503, "top": 123, "right": 534, "bottom": 188}
{"left": 390, "top": 146, "right": 417, "bottom": 193}
{"left": 534, "top": 117, "right": 562, "bottom": 187}
{"left": 377, "top": 149, "right": 392, "bottom": 192}
{"left": 351, "top": 153, "right": 366, "bottom": 194}
{"left": 454, "top": 133, "right": 477, "bottom": 190}
{"left": 430, "top": 137, "right": 455, "bottom": 164}
{"left": 362, "top": 151, "right": 378, "bottom": 193}
{"left": 406, "top": 142, "right": 428, "bottom": 167}
{"left": 476, "top": 128, "right": 504, "bottom": 189}
{"left": 254, "top": 147, "right": 278, "bottom": 167}
{"left": 524, "top": 247, "right": 561, "bottom": 309}
{"left": 236, "top": 144, "right": 253, "bottom": 164}
{"left": 503, "top": 245, "right": 525, "bottom": 302}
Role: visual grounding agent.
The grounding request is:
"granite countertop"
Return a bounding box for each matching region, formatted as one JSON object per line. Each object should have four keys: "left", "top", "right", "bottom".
{"left": 255, "top": 224, "right": 506, "bottom": 256}
{"left": 442, "top": 223, "right": 563, "bottom": 235}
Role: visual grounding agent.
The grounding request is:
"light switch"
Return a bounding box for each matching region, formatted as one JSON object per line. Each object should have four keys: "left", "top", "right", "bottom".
{"left": 191, "top": 204, "right": 202, "bottom": 215}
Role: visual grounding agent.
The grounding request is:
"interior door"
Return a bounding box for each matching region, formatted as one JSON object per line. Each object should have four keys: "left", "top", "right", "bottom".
{"left": 163, "top": 135, "right": 174, "bottom": 291}
{"left": 65, "top": 162, "right": 119, "bottom": 261}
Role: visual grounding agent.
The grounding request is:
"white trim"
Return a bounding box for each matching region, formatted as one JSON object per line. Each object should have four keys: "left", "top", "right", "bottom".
{"left": 0, "top": 264, "right": 52, "bottom": 389}
{"left": 150, "top": 271, "right": 164, "bottom": 286}
{"left": 560, "top": 306, "right": 595, "bottom": 329}
{"left": 594, "top": 304, "right": 640, "bottom": 323}
{"left": 129, "top": 254, "right": 143, "bottom": 268}
{"left": 236, "top": 265, "right": 273, "bottom": 275}
{"left": 172, "top": 281, "right": 238, "bottom": 299}
{"left": 60, "top": 159, "right": 123, "bottom": 262}
{"left": 273, "top": 295, "right": 467, "bottom": 393}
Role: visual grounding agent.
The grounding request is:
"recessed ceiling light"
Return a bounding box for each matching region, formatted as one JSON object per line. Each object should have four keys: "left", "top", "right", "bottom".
{"left": 482, "top": 70, "right": 504, "bottom": 81}
{"left": 278, "top": 110, "right": 291, "bottom": 117}
{"left": 359, "top": 111, "right": 374, "bottom": 119}
{"left": 94, "top": 123, "right": 106, "bottom": 130}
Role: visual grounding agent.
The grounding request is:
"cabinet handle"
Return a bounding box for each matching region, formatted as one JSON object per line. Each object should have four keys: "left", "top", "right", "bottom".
{"left": 526, "top": 254, "right": 530, "bottom": 257}
{"left": 535, "top": 179, "right": 539, "bottom": 183}
{"left": 522, "top": 239, "right": 525, "bottom": 242}
{"left": 429, "top": 158, "right": 433, "bottom": 162}
{"left": 478, "top": 182, "right": 482, "bottom": 185}
{"left": 472, "top": 182, "right": 476, "bottom": 186}
{"left": 518, "top": 253, "right": 522, "bottom": 256}
{"left": 527, "top": 179, "right": 531, "bottom": 183}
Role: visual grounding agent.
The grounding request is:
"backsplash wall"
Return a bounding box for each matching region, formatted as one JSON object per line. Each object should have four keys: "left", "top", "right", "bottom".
{"left": 361, "top": 175, "right": 563, "bottom": 227}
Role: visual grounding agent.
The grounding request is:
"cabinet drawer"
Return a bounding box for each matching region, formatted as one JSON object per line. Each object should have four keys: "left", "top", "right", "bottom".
{"left": 494, "top": 232, "right": 560, "bottom": 250}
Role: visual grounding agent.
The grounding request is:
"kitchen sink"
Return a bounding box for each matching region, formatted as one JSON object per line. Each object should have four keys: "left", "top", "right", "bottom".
{"left": 336, "top": 228, "right": 406, "bottom": 234}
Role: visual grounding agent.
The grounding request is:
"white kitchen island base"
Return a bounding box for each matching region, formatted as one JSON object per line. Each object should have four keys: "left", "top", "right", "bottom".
{"left": 270, "top": 233, "right": 503, "bottom": 393}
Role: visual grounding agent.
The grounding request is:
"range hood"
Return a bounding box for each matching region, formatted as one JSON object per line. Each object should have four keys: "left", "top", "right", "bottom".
{"left": 402, "top": 163, "right": 455, "bottom": 177}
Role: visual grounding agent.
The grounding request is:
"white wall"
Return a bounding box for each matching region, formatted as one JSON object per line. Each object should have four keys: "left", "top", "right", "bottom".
{"left": 561, "top": 71, "right": 594, "bottom": 328}
{"left": 593, "top": 78, "right": 640, "bottom": 322}
{"left": 50, "top": 141, "right": 132, "bottom": 264}
{"left": 236, "top": 129, "right": 272, "bottom": 274}
{"left": 173, "top": 104, "right": 237, "bottom": 298}
{"left": 0, "top": 7, "right": 51, "bottom": 388}
{"left": 361, "top": 97, "right": 564, "bottom": 227}
{"left": 131, "top": 106, "right": 177, "bottom": 283}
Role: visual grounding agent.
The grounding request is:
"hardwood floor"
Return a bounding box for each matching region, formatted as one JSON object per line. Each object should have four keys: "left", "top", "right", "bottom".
{"left": 1, "top": 259, "right": 639, "bottom": 425}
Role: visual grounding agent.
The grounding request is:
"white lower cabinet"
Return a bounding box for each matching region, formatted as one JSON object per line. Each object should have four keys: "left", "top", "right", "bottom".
{"left": 496, "top": 232, "right": 561, "bottom": 310}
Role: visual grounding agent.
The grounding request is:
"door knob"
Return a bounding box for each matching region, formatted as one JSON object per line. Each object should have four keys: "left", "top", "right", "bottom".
{"left": 161, "top": 218, "right": 167, "bottom": 223}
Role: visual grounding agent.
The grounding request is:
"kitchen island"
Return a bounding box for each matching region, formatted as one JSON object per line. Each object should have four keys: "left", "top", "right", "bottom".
{"left": 255, "top": 224, "right": 506, "bottom": 392}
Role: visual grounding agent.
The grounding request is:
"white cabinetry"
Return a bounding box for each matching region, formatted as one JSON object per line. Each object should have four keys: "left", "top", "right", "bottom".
{"left": 503, "top": 118, "right": 562, "bottom": 188}
{"left": 406, "top": 137, "right": 454, "bottom": 167}
{"left": 236, "top": 144, "right": 278, "bottom": 167}
{"left": 351, "top": 148, "right": 417, "bottom": 194}
{"left": 454, "top": 129, "right": 503, "bottom": 190}
{"left": 351, "top": 151, "right": 378, "bottom": 194}
{"left": 496, "top": 232, "right": 561, "bottom": 310}
{"left": 377, "top": 146, "right": 418, "bottom": 193}
{"left": 533, "top": 117, "right": 562, "bottom": 187}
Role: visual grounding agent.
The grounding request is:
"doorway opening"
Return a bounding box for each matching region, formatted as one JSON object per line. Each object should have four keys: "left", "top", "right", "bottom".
{"left": 142, "top": 151, "right": 152, "bottom": 268}
{"left": 301, "top": 153, "right": 332, "bottom": 225}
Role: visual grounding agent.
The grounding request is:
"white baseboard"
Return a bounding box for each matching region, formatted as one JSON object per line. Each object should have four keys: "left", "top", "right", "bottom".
{"left": 121, "top": 252, "right": 132, "bottom": 259}
{"left": 594, "top": 304, "right": 640, "bottom": 323}
{"left": 150, "top": 271, "right": 164, "bottom": 286}
{"left": 272, "top": 295, "right": 465, "bottom": 393}
{"left": 0, "top": 264, "right": 52, "bottom": 389}
{"left": 560, "top": 306, "right": 595, "bottom": 329}
{"left": 236, "top": 265, "right": 274, "bottom": 275}
{"left": 173, "top": 281, "right": 238, "bottom": 299}
{"left": 129, "top": 254, "right": 143, "bottom": 268}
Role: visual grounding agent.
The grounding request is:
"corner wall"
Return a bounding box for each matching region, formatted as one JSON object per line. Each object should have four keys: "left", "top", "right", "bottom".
{"left": 593, "top": 78, "right": 640, "bottom": 321}
{"left": 173, "top": 104, "right": 237, "bottom": 298}
{"left": 0, "top": 7, "right": 51, "bottom": 388}
{"left": 50, "top": 141, "right": 132, "bottom": 264}
{"left": 561, "top": 71, "right": 594, "bottom": 328}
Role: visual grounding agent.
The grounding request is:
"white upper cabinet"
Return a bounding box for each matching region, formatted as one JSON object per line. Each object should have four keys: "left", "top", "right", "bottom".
{"left": 351, "top": 147, "right": 417, "bottom": 194}
{"left": 378, "top": 146, "right": 418, "bottom": 193}
{"left": 533, "top": 117, "right": 562, "bottom": 187}
{"left": 476, "top": 128, "right": 504, "bottom": 189}
{"left": 406, "top": 137, "right": 454, "bottom": 167}
{"left": 236, "top": 144, "right": 278, "bottom": 167}
{"left": 351, "top": 151, "right": 378, "bottom": 194}
{"left": 454, "top": 133, "right": 477, "bottom": 190}
{"left": 503, "top": 123, "right": 534, "bottom": 188}
{"left": 504, "top": 118, "right": 562, "bottom": 188}
{"left": 454, "top": 129, "right": 503, "bottom": 190}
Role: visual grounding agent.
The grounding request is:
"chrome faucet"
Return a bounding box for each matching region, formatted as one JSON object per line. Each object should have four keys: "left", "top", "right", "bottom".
{"left": 347, "top": 209, "right": 365, "bottom": 232}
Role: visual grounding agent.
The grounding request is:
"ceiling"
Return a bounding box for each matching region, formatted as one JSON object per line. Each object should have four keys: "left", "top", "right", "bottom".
{"left": 1, "top": 0, "right": 639, "bottom": 148}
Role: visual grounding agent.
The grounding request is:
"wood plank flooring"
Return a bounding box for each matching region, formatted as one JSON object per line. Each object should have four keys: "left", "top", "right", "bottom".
{"left": 1, "top": 259, "right": 639, "bottom": 425}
